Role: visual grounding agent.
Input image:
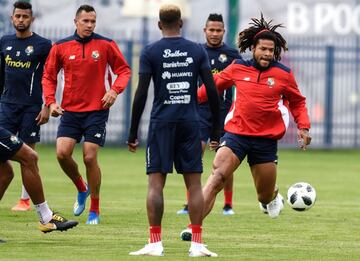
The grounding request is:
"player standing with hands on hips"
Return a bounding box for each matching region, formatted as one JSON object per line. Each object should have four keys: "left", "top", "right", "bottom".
{"left": 42, "top": 4, "right": 131, "bottom": 225}
{"left": 127, "top": 4, "right": 220, "bottom": 257}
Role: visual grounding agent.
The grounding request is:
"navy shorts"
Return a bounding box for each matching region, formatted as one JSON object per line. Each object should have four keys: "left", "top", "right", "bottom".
{"left": 198, "top": 106, "right": 227, "bottom": 143}
{"left": 0, "top": 127, "right": 23, "bottom": 162}
{"left": 220, "top": 132, "right": 278, "bottom": 166}
{"left": 57, "top": 110, "right": 109, "bottom": 146}
{"left": 0, "top": 103, "right": 41, "bottom": 143}
{"left": 146, "top": 121, "right": 202, "bottom": 174}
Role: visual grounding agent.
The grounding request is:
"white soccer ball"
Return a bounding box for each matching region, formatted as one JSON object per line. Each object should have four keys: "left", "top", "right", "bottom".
{"left": 287, "top": 182, "right": 316, "bottom": 211}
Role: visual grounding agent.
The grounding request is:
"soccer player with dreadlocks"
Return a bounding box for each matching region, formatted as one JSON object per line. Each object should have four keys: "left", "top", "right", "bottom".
{"left": 181, "top": 14, "right": 312, "bottom": 243}
{"left": 200, "top": 13, "right": 311, "bottom": 217}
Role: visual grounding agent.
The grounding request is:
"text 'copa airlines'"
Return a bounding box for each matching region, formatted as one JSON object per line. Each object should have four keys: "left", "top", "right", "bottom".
{"left": 287, "top": 2, "right": 360, "bottom": 34}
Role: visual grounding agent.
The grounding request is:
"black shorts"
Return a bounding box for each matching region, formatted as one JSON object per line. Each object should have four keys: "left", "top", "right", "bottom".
{"left": 0, "top": 127, "right": 23, "bottom": 162}
{"left": 146, "top": 121, "right": 202, "bottom": 174}
{"left": 0, "top": 103, "right": 41, "bottom": 143}
{"left": 220, "top": 132, "right": 278, "bottom": 166}
{"left": 57, "top": 110, "right": 109, "bottom": 146}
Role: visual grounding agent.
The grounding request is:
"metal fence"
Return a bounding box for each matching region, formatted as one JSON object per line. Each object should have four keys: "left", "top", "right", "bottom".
{"left": 1, "top": 26, "right": 360, "bottom": 148}
{"left": 280, "top": 36, "right": 360, "bottom": 148}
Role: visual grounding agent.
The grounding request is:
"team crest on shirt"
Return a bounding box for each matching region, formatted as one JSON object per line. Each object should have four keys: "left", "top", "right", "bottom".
{"left": 218, "top": 53, "right": 228, "bottom": 63}
{"left": 92, "top": 50, "right": 100, "bottom": 59}
{"left": 10, "top": 135, "right": 20, "bottom": 144}
{"left": 267, "top": 77, "right": 275, "bottom": 87}
{"left": 25, "top": 45, "right": 34, "bottom": 56}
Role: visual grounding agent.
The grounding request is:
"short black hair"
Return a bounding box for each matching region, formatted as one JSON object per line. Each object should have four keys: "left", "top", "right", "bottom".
{"left": 207, "top": 13, "right": 223, "bottom": 23}
{"left": 159, "top": 4, "right": 181, "bottom": 27}
{"left": 76, "top": 4, "right": 96, "bottom": 17}
{"left": 13, "top": 1, "right": 32, "bottom": 15}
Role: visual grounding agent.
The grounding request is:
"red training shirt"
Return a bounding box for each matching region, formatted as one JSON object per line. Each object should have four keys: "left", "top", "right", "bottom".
{"left": 198, "top": 59, "right": 310, "bottom": 140}
{"left": 42, "top": 32, "right": 131, "bottom": 112}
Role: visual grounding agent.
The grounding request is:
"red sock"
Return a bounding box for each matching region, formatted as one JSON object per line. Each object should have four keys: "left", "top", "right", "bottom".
{"left": 89, "top": 197, "right": 99, "bottom": 215}
{"left": 74, "top": 176, "right": 87, "bottom": 192}
{"left": 191, "top": 225, "right": 202, "bottom": 243}
{"left": 224, "top": 190, "right": 233, "bottom": 207}
{"left": 149, "top": 226, "right": 161, "bottom": 243}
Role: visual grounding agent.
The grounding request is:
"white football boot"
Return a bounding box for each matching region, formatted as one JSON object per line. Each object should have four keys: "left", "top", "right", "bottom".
{"left": 266, "top": 193, "right": 284, "bottom": 218}
{"left": 129, "top": 241, "right": 164, "bottom": 256}
{"left": 189, "top": 242, "right": 218, "bottom": 257}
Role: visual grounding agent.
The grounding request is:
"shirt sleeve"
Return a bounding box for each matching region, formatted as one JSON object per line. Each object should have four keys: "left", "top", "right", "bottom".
{"left": 284, "top": 71, "right": 311, "bottom": 130}
{"left": 198, "top": 61, "right": 235, "bottom": 103}
{"left": 199, "top": 44, "right": 211, "bottom": 71}
{"left": 42, "top": 43, "right": 61, "bottom": 106}
{"left": 138, "top": 47, "right": 152, "bottom": 74}
{"left": 0, "top": 37, "right": 4, "bottom": 94}
{"left": 107, "top": 40, "right": 131, "bottom": 94}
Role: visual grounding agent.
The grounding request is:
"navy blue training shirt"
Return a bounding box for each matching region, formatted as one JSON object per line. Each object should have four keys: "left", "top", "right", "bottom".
{"left": 0, "top": 33, "right": 52, "bottom": 105}
{"left": 199, "top": 43, "right": 241, "bottom": 126}
{"left": 139, "top": 37, "right": 210, "bottom": 122}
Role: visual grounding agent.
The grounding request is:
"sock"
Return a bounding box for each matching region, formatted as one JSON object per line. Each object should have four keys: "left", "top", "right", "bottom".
{"left": 191, "top": 224, "right": 202, "bottom": 244}
{"left": 89, "top": 197, "right": 99, "bottom": 215}
{"left": 21, "top": 185, "right": 30, "bottom": 200}
{"left": 149, "top": 226, "right": 161, "bottom": 243}
{"left": 74, "top": 176, "right": 87, "bottom": 192}
{"left": 34, "top": 201, "right": 53, "bottom": 224}
{"left": 224, "top": 190, "right": 233, "bottom": 207}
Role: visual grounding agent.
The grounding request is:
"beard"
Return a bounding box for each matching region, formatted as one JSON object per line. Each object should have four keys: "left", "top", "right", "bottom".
{"left": 253, "top": 55, "right": 272, "bottom": 70}
{"left": 14, "top": 24, "right": 30, "bottom": 32}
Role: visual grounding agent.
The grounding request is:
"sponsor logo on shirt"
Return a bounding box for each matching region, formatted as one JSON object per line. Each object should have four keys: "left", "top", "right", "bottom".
{"left": 25, "top": 45, "right": 34, "bottom": 56}
{"left": 162, "top": 71, "right": 193, "bottom": 79}
{"left": 4, "top": 55, "right": 31, "bottom": 68}
{"left": 185, "top": 57, "right": 193, "bottom": 64}
{"left": 166, "top": 82, "right": 190, "bottom": 91}
{"left": 243, "top": 77, "right": 250, "bottom": 81}
{"left": 164, "top": 94, "right": 191, "bottom": 104}
{"left": 162, "top": 71, "right": 171, "bottom": 79}
{"left": 163, "top": 49, "right": 188, "bottom": 58}
{"left": 6, "top": 46, "right": 12, "bottom": 50}
{"left": 16, "top": 51, "right": 20, "bottom": 57}
{"left": 163, "top": 61, "right": 190, "bottom": 68}
{"left": 69, "top": 55, "right": 76, "bottom": 60}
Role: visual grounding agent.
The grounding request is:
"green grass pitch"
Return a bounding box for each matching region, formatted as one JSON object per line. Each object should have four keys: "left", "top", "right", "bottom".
{"left": 0, "top": 146, "right": 359, "bottom": 260}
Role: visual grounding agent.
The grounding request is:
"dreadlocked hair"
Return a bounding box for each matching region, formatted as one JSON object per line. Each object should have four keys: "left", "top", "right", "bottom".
{"left": 237, "top": 13, "right": 288, "bottom": 61}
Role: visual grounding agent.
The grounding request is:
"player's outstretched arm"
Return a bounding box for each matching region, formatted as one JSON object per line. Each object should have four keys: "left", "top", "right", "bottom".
{"left": 199, "top": 68, "right": 221, "bottom": 147}
{"left": 127, "top": 73, "right": 151, "bottom": 152}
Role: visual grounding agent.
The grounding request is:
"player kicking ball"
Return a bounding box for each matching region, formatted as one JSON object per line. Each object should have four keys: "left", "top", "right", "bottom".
{"left": 0, "top": 127, "right": 78, "bottom": 233}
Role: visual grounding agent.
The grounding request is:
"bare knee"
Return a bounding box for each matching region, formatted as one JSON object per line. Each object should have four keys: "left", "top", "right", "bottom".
{"left": 57, "top": 148, "right": 71, "bottom": 162}
{"left": 83, "top": 153, "right": 97, "bottom": 167}
{"left": 21, "top": 150, "right": 38, "bottom": 167}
